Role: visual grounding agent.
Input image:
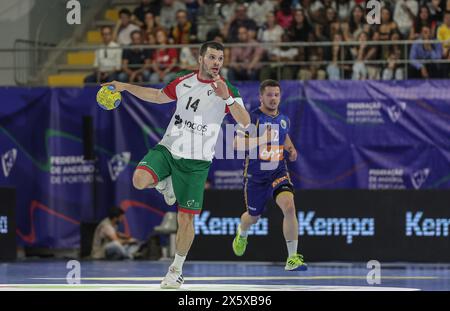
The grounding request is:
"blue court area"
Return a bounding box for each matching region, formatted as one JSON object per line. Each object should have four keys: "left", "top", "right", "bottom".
{"left": 0, "top": 260, "right": 449, "bottom": 291}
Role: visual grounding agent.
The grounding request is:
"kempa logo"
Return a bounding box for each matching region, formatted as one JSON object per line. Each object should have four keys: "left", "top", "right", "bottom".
{"left": 386, "top": 101, "right": 406, "bottom": 123}
{"left": 406, "top": 211, "right": 450, "bottom": 237}
{"left": 0, "top": 216, "right": 7, "bottom": 234}
{"left": 1, "top": 148, "right": 17, "bottom": 178}
{"left": 298, "top": 211, "right": 375, "bottom": 244}
{"left": 108, "top": 152, "right": 131, "bottom": 181}
{"left": 194, "top": 211, "right": 268, "bottom": 235}
{"left": 410, "top": 168, "right": 430, "bottom": 189}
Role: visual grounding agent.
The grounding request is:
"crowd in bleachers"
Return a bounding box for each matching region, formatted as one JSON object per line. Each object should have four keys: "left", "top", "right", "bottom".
{"left": 84, "top": 0, "right": 450, "bottom": 83}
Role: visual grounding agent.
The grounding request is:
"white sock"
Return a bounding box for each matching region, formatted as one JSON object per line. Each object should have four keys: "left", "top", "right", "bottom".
{"left": 238, "top": 224, "right": 248, "bottom": 238}
{"left": 286, "top": 240, "right": 298, "bottom": 258}
{"left": 172, "top": 253, "right": 186, "bottom": 272}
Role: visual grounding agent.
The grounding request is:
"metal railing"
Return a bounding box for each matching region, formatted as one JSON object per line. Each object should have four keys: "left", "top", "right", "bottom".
{"left": 2, "top": 39, "right": 450, "bottom": 86}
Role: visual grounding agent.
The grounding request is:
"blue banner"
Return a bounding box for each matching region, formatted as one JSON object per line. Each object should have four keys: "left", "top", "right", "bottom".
{"left": 1, "top": 80, "right": 450, "bottom": 248}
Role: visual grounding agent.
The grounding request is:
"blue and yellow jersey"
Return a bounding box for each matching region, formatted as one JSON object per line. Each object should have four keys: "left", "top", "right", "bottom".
{"left": 243, "top": 107, "right": 291, "bottom": 177}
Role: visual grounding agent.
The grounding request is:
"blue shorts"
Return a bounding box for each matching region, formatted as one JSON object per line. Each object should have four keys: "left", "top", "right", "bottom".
{"left": 244, "top": 169, "right": 294, "bottom": 217}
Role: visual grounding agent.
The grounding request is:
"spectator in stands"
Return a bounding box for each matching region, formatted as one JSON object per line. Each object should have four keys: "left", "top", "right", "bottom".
{"left": 409, "top": 25, "right": 443, "bottom": 78}
{"left": 118, "top": 30, "right": 152, "bottom": 83}
{"left": 437, "top": 11, "right": 450, "bottom": 58}
{"left": 382, "top": 30, "right": 405, "bottom": 80}
{"left": 288, "top": 8, "right": 313, "bottom": 41}
{"left": 393, "top": 0, "right": 418, "bottom": 37}
{"left": 222, "top": 4, "right": 258, "bottom": 42}
{"left": 170, "top": 9, "right": 197, "bottom": 44}
{"left": 322, "top": 7, "right": 342, "bottom": 41}
{"left": 428, "top": 0, "right": 444, "bottom": 24}
{"left": 150, "top": 29, "right": 179, "bottom": 84}
{"left": 247, "top": 0, "right": 275, "bottom": 27}
{"left": 183, "top": 0, "right": 204, "bottom": 21}
{"left": 132, "top": 0, "right": 161, "bottom": 27}
{"left": 410, "top": 5, "right": 435, "bottom": 40}
{"left": 343, "top": 4, "right": 369, "bottom": 41}
{"left": 298, "top": 54, "right": 326, "bottom": 80}
{"left": 228, "top": 26, "right": 263, "bottom": 81}
{"left": 216, "top": 0, "right": 238, "bottom": 29}
{"left": 142, "top": 11, "right": 160, "bottom": 42}
{"left": 179, "top": 46, "right": 199, "bottom": 71}
{"left": 276, "top": 0, "right": 294, "bottom": 29}
{"left": 159, "top": 0, "right": 187, "bottom": 31}
{"left": 91, "top": 207, "right": 138, "bottom": 260}
{"left": 114, "top": 8, "right": 141, "bottom": 45}
{"left": 351, "top": 31, "right": 380, "bottom": 80}
{"left": 335, "top": 0, "right": 355, "bottom": 22}
{"left": 378, "top": 7, "right": 398, "bottom": 41}
{"left": 260, "top": 32, "right": 299, "bottom": 80}
{"left": 325, "top": 31, "right": 352, "bottom": 80}
{"left": 258, "top": 11, "right": 284, "bottom": 43}
{"left": 84, "top": 26, "right": 122, "bottom": 84}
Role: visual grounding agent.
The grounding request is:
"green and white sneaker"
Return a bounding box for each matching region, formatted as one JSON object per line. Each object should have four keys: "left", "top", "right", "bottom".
{"left": 232, "top": 227, "right": 248, "bottom": 256}
{"left": 285, "top": 253, "right": 308, "bottom": 271}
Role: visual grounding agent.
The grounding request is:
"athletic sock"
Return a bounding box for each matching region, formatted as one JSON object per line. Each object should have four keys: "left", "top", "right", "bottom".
{"left": 238, "top": 224, "right": 248, "bottom": 238}
{"left": 286, "top": 240, "right": 298, "bottom": 258}
{"left": 172, "top": 253, "right": 186, "bottom": 272}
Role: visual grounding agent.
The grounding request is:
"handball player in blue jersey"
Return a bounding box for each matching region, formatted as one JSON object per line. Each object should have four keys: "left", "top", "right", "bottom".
{"left": 232, "top": 79, "right": 307, "bottom": 271}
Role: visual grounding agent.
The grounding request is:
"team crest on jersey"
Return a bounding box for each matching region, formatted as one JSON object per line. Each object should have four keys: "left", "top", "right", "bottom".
{"left": 108, "top": 152, "right": 131, "bottom": 181}
{"left": 280, "top": 119, "right": 287, "bottom": 129}
{"left": 1, "top": 148, "right": 17, "bottom": 178}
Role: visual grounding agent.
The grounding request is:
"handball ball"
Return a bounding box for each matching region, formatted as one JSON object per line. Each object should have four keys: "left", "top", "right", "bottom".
{"left": 96, "top": 85, "right": 121, "bottom": 110}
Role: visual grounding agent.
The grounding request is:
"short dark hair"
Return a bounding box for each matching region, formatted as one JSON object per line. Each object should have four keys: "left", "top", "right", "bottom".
{"left": 119, "top": 8, "right": 132, "bottom": 16}
{"left": 100, "top": 26, "right": 112, "bottom": 33}
{"left": 130, "top": 30, "right": 142, "bottom": 38}
{"left": 108, "top": 207, "right": 125, "bottom": 220}
{"left": 199, "top": 41, "right": 224, "bottom": 56}
{"left": 259, "top": 79, "right": 281, "bottom": 94}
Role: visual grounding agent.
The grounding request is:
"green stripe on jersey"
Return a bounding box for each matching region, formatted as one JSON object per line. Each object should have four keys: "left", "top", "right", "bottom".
{"left": 224, "top": 79, "right": 241, "bottom": 98}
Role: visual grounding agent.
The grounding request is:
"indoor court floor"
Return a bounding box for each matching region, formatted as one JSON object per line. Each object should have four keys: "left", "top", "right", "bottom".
{"left": 1, "top": 260, "right": 449, "bottom": 291}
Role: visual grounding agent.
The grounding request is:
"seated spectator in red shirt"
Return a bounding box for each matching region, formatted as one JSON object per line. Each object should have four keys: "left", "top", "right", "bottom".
{"left": 276, "top": 0, "right": 294, "bottom": 29}
{"left": 150, "top": 29, "right": 179, "bottom": 84}
{"left": 118, "top": 30, "right": 152, "bottom": 83}
{"left": 170, "top": 9, "right": 197, "bottom": 44}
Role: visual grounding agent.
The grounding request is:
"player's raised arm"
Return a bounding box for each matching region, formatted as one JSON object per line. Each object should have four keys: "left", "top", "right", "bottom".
{"left": 101, "top": 81, "right": 173, "bottom": 104}
{"left": 211, "top": 78, "right": 250, "bottom": 127}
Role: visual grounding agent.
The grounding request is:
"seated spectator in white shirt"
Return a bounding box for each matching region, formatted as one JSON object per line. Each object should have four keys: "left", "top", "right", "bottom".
{"left": 91, "top": 207, "right": 139, "bottom": 260}
{"left": 393, "top": 0, "right": 418, "bottom": 37}
{"left": 159, "top": 0, "right": 187, "bottom": 30}
{"left": 84, "top": 26, "right": 122, "bottom": 83}
{"left": 247, "top": 0, "right": 275, "bottom": 27}
{"left": 114, "top": 8, "right": 141, "bottom": 45}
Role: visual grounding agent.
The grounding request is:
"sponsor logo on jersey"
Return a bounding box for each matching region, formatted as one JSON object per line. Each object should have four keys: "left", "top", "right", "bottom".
{"left": 272, "top": 175, "right": 289, "bottom": 188}
{"left": 183, "top": 83, "right": 192, "bottom": 88}
{"left": 207, "top": 90, "right": 214, "bottom": 96}
{"left": 174, "top": 115, "right": 208, "bottom": 135}
{"left": 259, "top": 145, "right": 284, "bottom": 161}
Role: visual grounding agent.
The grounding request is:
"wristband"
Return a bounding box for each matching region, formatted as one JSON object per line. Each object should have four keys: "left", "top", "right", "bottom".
{"left": 224, "top": 96, "right": 235, "bottom": 106}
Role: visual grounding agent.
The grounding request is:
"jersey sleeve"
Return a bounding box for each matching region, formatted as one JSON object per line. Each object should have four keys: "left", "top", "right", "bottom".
{"left": 162, "top": 70, "right": 193, "bottom": 101}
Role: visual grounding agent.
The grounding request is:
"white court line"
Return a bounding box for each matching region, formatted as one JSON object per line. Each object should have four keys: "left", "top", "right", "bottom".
{"left": 0, "top": 284, "right": 420, "bottom": 291}
{"left": 31, "top": 276, "right": 438, "bottom": 281}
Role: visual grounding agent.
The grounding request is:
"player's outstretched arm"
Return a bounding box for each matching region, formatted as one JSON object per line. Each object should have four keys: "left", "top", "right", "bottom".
{"left": 101, "top": 81, "right": 173, "bottom": 104}
{"left": 234, "top": 127, "right": 271, "bottom": 151}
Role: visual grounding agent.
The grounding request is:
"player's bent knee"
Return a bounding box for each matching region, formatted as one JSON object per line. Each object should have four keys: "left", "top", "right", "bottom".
{"left": 132, "top": 169, "right": 155, "bottom": 190}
